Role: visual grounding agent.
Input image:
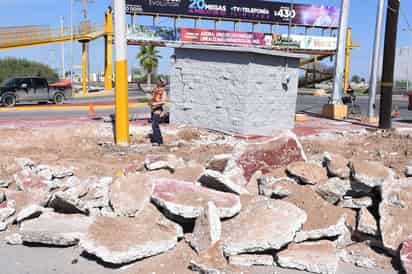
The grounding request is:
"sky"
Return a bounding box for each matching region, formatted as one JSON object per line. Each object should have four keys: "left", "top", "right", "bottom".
{"left": 0, "top": 0, "right": 411, "bottom": 79}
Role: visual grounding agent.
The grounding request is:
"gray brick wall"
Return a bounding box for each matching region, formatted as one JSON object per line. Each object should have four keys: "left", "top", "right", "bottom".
{"left": 170, "top": 47, "right": 300, "bottom": 135}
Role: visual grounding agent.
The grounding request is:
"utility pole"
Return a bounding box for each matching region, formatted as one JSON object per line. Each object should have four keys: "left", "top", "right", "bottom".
{"left": 379, "top": 0, "right": 400, "bottom": 129}
{"left": 368, "top": 0, "right": 385, "bottom": 121}
{"left": 114, "top": 0, "right": 130, "bottom": 146}
{"left": 331, "top": 0, "right": 350, "bottom": 104}
{"left": 60, "top": 16, "right": 66, "bottom": 79}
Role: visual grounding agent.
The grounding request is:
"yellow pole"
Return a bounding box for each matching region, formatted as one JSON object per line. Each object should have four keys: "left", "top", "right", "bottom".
{"left": 82, "top": 42, "right": 87, "bottom": 96}
{"left": 344, "top": 28, "right": 352, "bottom": 94}
{"left": 114, "top": 0, "right": 130, "bottom": 146}
{"left": 104, "top": 10, "right": 113, "bottom": 91}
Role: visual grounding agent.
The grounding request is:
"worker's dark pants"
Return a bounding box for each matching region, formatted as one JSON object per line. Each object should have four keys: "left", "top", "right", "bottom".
{"left": 151, "top": 112, "right": 163, "bottom": 145}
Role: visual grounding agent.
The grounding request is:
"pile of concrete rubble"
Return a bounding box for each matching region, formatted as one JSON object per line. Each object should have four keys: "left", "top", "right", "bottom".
{"left": 0, "top": 130, "right": 411, "bottom": 274}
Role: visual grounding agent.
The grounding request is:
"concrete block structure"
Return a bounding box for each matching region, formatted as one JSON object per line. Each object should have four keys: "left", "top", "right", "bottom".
{"left": 169, "top": 44, "right": 302, "bottom": 135}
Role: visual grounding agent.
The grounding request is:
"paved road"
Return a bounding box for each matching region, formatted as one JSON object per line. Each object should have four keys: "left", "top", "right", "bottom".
{"left": 0, "top": 242, "right": 396, "bottom": 274}
{"left": 0, "top": 94, "right": 411, "bottom": 124}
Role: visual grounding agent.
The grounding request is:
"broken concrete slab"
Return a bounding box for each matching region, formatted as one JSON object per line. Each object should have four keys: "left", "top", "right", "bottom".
{"left": 276, "top": 183, "right": 355, "bottom": 243}
{"left": 340, "top": 243, "right": 393, "bottom": 270}
{"left": 199, "top": 170, "right": 249, "bottom": 195}
{"left": 222, "top": 196, "right": 306, "bottom": 255}
{"left": 232, "top": 131, "right": 306, "bottom": 181}
{"left": 190, "top": 201, "right": 221, "bottom": 254}
{"left": 338, "top": 196, "right": 373, "bottom": 209}
{"left": 277, "top": 241, "right": 339, "bottom": 274}
{"left": 49, "top": 190, "right": 88, "bottom": 215}
{"left": 380, "top": 179, "right": 412, "bottom": 254}
{"left": 401, "top": 238, "right": 412, "bottom": 274}
{"left": 350, "top": 159, "right": 393, "bottom": 188}
{"left": 323, "top": 153, "right": 350, "bottom": 179}
{"left": 357, "top": 208, "right": 378, "bottom": 237}
{"left": 80, "top": 204, "right": 181, "bottom": 264}
{"left": 19, "top": 212, "right": 94, "bottom": 246}
{"left": 286, "top": 161, "right": 328, "bottom": 185}
{"left": 0, "top": 190, "right": 5, "bottom": 203}
{"left": 0, "top": 200, "right": 16, "bottom": 222}
{"left": 109, "top": 174, "right": 154, "bottom": 217}
{"left": 315, "top": 178, "right": 351, "bottom": 205}
{"left": 206, "top": 154, "right": 231, "bottom": 173}
{"left": 152, "top": 178, "right": 241, "bottom": 219}
{"left": 190, "top": 241, "right": 240, "bottom": 274}
{"left": 144, "top": 154, "right": 184, "bottom": 172}
{"left": 229, "top": 255, "right": 274, "bottom": 267}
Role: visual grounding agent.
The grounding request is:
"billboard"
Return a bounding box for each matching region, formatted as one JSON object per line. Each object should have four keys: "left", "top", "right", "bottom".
{"left": 127, "top": 25, "right": 176, "bottom": 42}
{"left": 126, "top": 0, "right": 340, "bottom": 28}
{"left": 272, "top": 34, "right": 337, "bottom": 51}
{"left": 180, "top": 28, "right": 271, "bottom": 47}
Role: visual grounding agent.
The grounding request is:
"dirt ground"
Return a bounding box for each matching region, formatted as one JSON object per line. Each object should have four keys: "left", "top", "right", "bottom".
{"left": 301, "top": 130, "right": 412, "bottom": 178}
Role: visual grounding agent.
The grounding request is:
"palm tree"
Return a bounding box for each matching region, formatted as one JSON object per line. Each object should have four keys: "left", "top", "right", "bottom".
{"left": 136, "top": 45, "right": 161, "bottom": 86}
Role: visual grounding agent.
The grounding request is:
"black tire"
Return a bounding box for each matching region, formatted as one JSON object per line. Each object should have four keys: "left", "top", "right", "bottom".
{"left": 2, "top": 95, "right": 16, "bottom": 107}
{"left": 53, "top": 93, "right": 65, "bottom": 105}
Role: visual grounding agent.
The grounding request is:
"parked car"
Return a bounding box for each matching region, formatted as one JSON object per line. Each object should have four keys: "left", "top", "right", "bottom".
{"left": 0, "top": 77, "right": 72, "bottom": 107}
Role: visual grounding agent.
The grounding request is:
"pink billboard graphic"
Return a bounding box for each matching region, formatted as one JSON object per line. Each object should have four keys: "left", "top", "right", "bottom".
{"left": 180, "top": 28, "right": 269, "bottom": 47}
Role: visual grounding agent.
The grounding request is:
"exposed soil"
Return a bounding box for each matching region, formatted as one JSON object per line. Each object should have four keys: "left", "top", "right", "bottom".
{"left": 301, "top": 130, "right": 412, "bottom": 178}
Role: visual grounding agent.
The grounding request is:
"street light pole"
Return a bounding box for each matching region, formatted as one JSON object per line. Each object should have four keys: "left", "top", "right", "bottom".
{"left": 368, "top": 0, "right": 385, "bottom": 120}
{"left": 114, "top": 0, "right": 130, "bottom": 146}
{"left": 379, "top": 0, "right": 401, "bottom": 129}
{"left": 331, "top": 0, "right": 351, "bottom": 104}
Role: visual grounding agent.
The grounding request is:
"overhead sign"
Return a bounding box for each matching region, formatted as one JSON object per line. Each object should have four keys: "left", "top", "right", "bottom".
{"left": 272, "top": 34, "right": 337, "bottom": 51}
{"left": 127, "top": 25, "right": 176, "bottom": 42}
{"left": 180, "top": 28, "right": 271, "bottom": 47}
{"left": 126, "top": 0, "right": 340, "bottom": 28}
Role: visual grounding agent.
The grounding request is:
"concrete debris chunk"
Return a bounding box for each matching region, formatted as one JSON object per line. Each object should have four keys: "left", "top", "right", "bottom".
{"left": 401, "top": 238, "right": 412, "bottom": 274}
{"left": 406, "top": 166, "right": 412, "bottom": 178}
{"left": 222, "top": 196, "right": 306, "bottom": 255}
{"left": 277, "top": 241, "right": 339, "bottom": 274}
{"left": 315, "top": 178, "right": 351, "bottom": 205}
{"left": 340, "top": 243, "right": 393, "bottom": 270}
{"left": 258, "top": 177, "right": 298, "bottom": 198}
{"left": 19, "top": 212, "right": 94, "bottom": 246}
{"left": 338, "top": 196, "right": 373, "bottom": 209}
{"left": 323, "top": 153, "right": 350, "bottom": 179}
{"left": 206, "top": 154, "right": 231, "bottom": 173}
{"left": 286, "top": 161, "right": 328, "bottom": 185}
{"left": 5, "top": 233, "right": 23, "bottom": 245}
{"left": 232, "top": 131, "right": 306, "bottom": 181}
{"left": 80, "top": 204, "right": 180, "bottom": 264}
{"left": 190, "top": 201, "right": 222, "bottom": 254}
{"left": 229, "top": 255, "right": 274, "bottom": 267}
{"left": 0, "top": 200, "right": 15, "bottom": 222}
{"left": 49, "top": 190, "right": 88, "bottom": 214}
{"left": 199, "top": 170, "right": 249, "bottom": 195}
{"left": 357, "top": 208, "right": 378, "bottom": 236}
{"left": 379, "top": 179, "right": 412, "bottom": 254}
{"left": 350, "top": 159, "right": 393, "bottom": 188}
{"left": 109, "top": 174, "right": 154, "bottom": 217}
{"left": 145, "top": 154, "right": 184, "bottom": 172}
{"left": 16, "top": 204, "right": 49, "bottom": 223}
{"left": 190, "top": 241, "right": 240, "bottom": 274}
{"left": 152, "top": 178, "right": 241, "bottom": 219}
{"left": 0, "top": 190, "right": 5, "bottom": 203}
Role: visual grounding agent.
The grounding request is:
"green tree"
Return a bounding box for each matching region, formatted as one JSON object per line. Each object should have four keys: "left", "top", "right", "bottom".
{"left": 0, "top": 57, "right": 59, "bottom": 84}
{"left": 351, "top": 75, "right": 361, "bottom": 84}
{"left": 136, "top": 45, "right": 161, "bottom": 86}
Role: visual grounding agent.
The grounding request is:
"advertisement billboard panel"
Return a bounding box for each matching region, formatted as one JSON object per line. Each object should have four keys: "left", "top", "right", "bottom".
{"left": 127, "top": 25, "right": 176, "bottom": 42}
{"left": 180, "top": 28, "right": 271, "bottom": 47}
{"left": 272, "top": 34, "right": 337, "bottom": 51}
{"left": 126, "top": 0, "right": 340, "bottom": 28}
